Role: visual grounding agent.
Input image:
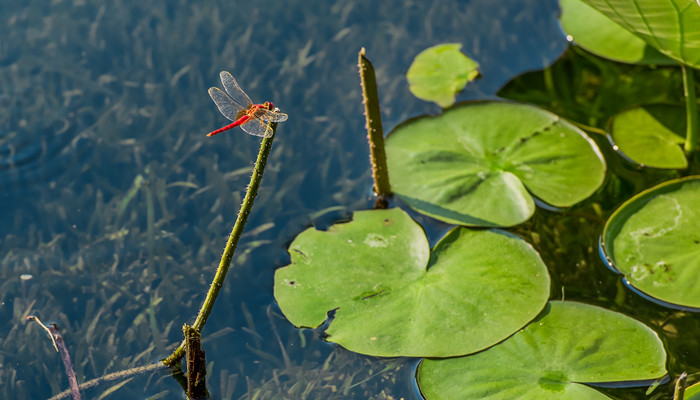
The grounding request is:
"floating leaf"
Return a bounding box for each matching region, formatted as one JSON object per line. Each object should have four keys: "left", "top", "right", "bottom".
{"left": 274, "top": 208, "right": 550, "bottom": 357}
{"left": 609, "top": 104, "right": 688, "bottom": 169}
{"left": 498, "top": 47, "right": 684, "bottom": 131}
{"left": 686, "top": 381, "right": 700, "bottom": 399}
{"left": 406, "top": 43, "right": 479, "bottom": 108}
{"left": 385, "top": 101, "right": 606, "bottom": 227}
{"left": 581, "top": 0, "right": 700, "bottom": 68}
{"left": 418, "top": 301, "right": 667, "bottom": 400}
{"left": 559, "top": 0, "right": 672, "bottom": 65}
{"left": 602, "top": 176, "right": 700, "bottom": 308}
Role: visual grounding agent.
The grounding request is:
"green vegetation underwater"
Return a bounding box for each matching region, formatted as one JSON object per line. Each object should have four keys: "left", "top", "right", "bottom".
{"left": 2, "top": 0, "right": 700, "bottom": 399}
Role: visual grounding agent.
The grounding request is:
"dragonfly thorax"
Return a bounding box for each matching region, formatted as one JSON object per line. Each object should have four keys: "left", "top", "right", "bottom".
{"left": 236, "top": 109, "right": 248, "bottom": 120}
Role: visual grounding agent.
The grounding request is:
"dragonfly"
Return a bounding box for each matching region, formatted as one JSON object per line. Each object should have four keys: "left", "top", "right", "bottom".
{"left": 207, "top": 71, "right": 288, "bottom": 138}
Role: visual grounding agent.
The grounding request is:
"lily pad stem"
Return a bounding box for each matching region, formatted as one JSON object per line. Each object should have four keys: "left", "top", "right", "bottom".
{"left": 674, "top": 371, "right": 687, "bottom": 400}
{"left": 359, "top": 47, "right": 391, "bottom": 204}
{"left": 162, "top": 124, "right": 277, "bottom": 366}
{"left": 682, "top": 64, "right": 698, "bottom": 156}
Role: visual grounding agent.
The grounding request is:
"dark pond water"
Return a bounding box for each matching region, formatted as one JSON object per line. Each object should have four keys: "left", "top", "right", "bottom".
{"left": 6, "top": 1, "right": 693, "bottom": 399}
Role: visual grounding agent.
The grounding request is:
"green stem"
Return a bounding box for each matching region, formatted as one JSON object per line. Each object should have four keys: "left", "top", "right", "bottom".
{"left": 682, "top": 64, "right": 698, "bottom": 156}
{"left": 162, "top": 124, "right": 277, "bottom": 366}
{"left": 674, "top": 372, "right": 687, "bottom": 400}
{"left": 48, "top": 363, "right": 166, "bottom": 400}
{"left": 358, "top": 47, "right": 391, "bottom": 201}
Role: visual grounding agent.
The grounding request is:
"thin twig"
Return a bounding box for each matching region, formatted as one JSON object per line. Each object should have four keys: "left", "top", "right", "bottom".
{"left": 27, "top": 317, "right": 81, "bottom": 400}
{"left": 47, "top": 363, "right": 166, "bottom": 400}
{"left": 27, "top": 316, "right": 58, "bottom": 352}
{"left": 49, "top": 325, "right": 81, "bottom": 400}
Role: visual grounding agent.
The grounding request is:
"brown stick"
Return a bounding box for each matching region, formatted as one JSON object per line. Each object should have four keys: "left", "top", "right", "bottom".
{"left": 358, "top": 47, "right": 392, "bottom": 206}
{"left": 27, "top": 316, "right": 81, "bottom": 400}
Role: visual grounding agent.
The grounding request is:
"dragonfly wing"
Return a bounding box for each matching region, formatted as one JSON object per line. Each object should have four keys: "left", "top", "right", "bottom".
{"left": 208, "top": 87, "right": 242, "bottom": 122}
{"left": 258, "top": 110, "right": 289, "bottom": 123}
{"left": 220, "top": 71, "right": 254, "bottom": 109}
{"left": 241, "top": 118, "right": 273, "bottom": 138}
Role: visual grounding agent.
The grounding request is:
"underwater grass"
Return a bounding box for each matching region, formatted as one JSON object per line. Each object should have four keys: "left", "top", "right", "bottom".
{"left": 1, "top": 0, "right": 564, "bottom": 398}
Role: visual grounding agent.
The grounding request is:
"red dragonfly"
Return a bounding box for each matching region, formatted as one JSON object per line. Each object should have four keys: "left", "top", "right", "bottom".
{"left": 207, "top": 71, "right": 288, "bottom": 138}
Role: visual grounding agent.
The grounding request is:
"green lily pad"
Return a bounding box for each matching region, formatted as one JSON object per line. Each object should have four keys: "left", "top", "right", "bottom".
{"left": 274, "top": 208, "right": 550, "bottom": 357}
{"left": 498, "top": 47, "right": 685, "bottom": 132}
{"left": 406, "top": 43, "right": 479, "bottom": 108}
{"left": 609, "top": 104, "right": 688, "bottom": 169}
{"left": 602, "top": 176, "right": 700, "bottom": 308}
{"left": 385, "top": 101, "right": 606, "bottom": 227}
{"left": 559, "top": 0, "right": 672, "bottom": 65}
{"left": 418, "top": 301, "right": 667, "bottom": 400}
{"left": 581, "top": 0, "right": 700, "bottom": 68}
{"left": 686, "top": 381, "right": 700, "bottom": 399}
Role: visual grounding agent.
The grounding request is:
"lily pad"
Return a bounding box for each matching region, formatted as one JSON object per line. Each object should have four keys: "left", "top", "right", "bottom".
{"left": 559, "top": 0, "right": 672, "bottom": 65}
{"left": 601, "top": 176, "right": 700, "bottom": 308}
{"left": 418, "top": 301, "right": 667, "bottom": 400}
{"left": 385, "top": 101, "right": 606, "bottom": 227}
{"left": 581, "top": 0, "right": 700, "bottom": 68}
{"left": 274, "top": 208, "right": 550, "bottom": 357}
{"left": 498, "top": 47, "right": 685, "bottom": 132}
{"left": 406, "top": 43, "right": 479, "bottom": 108}
{"left": 609, "top": 104, "right": 688, "bottom": 169}
{"left": 686, "top": 381, "right": 700, "bottom": 399}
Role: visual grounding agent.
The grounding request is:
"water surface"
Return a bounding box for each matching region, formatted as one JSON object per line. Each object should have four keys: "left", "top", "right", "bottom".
{"left": 0, "top": 1, "right": 566, "bottom": 398}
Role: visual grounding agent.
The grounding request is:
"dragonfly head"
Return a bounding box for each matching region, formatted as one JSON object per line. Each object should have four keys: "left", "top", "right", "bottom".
{"left": 262, "top": 101, "right": 274, "bottom": 110}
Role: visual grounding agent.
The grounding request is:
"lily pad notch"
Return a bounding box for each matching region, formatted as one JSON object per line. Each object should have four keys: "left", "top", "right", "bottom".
{"left": 418, "top": 301, "right": 667, "bottom": 400}
{"left": 385, "top": 101, "right": 606, "bottom": 227}
{"left": 274, "top": 208, "right": 551, "bottom": 357}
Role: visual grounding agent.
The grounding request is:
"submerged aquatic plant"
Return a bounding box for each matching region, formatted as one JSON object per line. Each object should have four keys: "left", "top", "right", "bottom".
{"left": 11, "top": 1, "right": 700, "bottom": 399}
{"left": 27, "top": 71, "right": 286, "bottom": 398}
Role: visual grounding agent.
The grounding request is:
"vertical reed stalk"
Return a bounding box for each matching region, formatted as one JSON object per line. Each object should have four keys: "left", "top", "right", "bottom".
{"left": 359, "top": 47, "right": 391, "bottom": 206}
{"left": 162, "top": 124, "right": 277, "bottom": 366}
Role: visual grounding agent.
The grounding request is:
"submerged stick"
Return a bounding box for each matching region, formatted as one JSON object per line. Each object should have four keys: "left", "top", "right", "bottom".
{"left": 682, "top": 65, "right": 698, "bottom": 156}
{"left": 184, "top": 324, "right": 207, "bottom": 399}
{"left": 27, "top": 317, "right": 81, "bottom": 400}
{"left": 48, "top": 363, "right": 166, "bottom": 400}
{"left": 162, "top": 123, "right": 278, "bottom": 366}
{"left": 30, "top": 316, "right": 167, "bottom": 400}
{"left": 358, "top": 47, "right": 391, "bottom": 206}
